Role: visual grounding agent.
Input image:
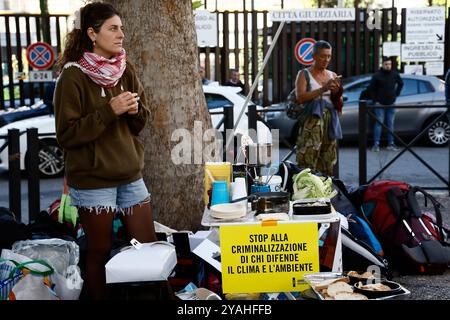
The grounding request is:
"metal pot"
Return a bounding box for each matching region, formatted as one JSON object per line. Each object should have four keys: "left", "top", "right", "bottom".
{"left": 245, "top": 143, "right": 272, "bottom": 167}
{"left": 250, "top": 191, "right": 290, "bottom": 214}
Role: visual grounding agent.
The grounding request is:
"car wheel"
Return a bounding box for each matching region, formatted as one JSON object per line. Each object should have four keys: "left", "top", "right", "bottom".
{"left": 427, "top": 119, "right": 450, "bottom": 146}
{"left": 26, "top": 139, "right": 64, "bottom": 178}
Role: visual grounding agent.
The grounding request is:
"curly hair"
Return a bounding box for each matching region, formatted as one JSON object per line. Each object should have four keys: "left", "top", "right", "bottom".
{"left": 56, "top": 2, "right": 121, "bottom": 71}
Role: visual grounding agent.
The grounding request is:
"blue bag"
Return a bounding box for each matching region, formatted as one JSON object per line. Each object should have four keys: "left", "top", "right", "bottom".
{"left": 347, "top": 214, "right": 384, "bottom": 256}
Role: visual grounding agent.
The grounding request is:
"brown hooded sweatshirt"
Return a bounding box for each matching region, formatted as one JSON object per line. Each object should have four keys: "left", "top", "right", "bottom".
{"left": 54, "top": 62, "right": 149, "bottom": 189}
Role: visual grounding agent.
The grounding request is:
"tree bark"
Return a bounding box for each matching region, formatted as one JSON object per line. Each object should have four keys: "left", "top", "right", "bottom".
{"left": 106, "top": 0, "right": 211, "bottom": 231}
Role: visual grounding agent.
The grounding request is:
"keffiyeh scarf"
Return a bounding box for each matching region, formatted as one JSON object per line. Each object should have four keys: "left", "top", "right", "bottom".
{"left": 65, "top": 48, "right": 127, "bottom": 88}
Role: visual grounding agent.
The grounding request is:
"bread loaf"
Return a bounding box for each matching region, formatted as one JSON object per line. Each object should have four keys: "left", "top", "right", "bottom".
{"left": 313, "top": 277, "right": 350, "bottom": 291}
{"left": 326, "top": 282, "right": 353, "bottom": 297}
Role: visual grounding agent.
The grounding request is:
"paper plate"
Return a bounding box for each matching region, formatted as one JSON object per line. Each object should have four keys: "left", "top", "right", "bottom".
{"left": 210, "top": 203, "right": 247, "bottom": 220}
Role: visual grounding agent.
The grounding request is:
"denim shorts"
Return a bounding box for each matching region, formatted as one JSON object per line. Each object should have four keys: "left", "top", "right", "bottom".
{"left": 68, "top": 178, "right": 151, "bottom": 215}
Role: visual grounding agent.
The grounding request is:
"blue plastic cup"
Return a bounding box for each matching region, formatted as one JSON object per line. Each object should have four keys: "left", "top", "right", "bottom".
{"left": 211, "top": 181, "right": 230, "bottom": 206}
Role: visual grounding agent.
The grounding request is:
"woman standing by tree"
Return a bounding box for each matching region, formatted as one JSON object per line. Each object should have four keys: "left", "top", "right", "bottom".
{"left": 54, "top": 2, "right": 157, "bottom": 299}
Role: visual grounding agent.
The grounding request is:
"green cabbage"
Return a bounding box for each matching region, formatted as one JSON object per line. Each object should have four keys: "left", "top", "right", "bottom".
{"left": 292, "top": 168, "right": 337, "bottom": 200}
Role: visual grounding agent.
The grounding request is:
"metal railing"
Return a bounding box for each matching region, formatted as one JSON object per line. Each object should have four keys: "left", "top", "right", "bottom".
{"left": 358, "top": 100, "right": 450, "bottom": 193}
{"left": 0, "top": 128, "right": 59, "bottom": 222}
{"left": 0, "top": 105, "right": 236, "bottom": 223}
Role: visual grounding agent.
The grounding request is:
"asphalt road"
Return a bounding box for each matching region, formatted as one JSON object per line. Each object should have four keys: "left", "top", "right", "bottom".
{"left": 0, "top": 146, "right": 449, "bottom": 299}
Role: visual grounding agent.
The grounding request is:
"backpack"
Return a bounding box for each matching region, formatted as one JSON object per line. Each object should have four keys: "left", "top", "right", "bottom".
{"left": 346, "top": 213, "right": 384, "bottom": 257}
{"left": 361, "top": 180, "right": 450, "bottom": 274}
{"left": 330, "top": 179, "right": 361, "bottom": 216}
{"left": 330, "top": 180, "right": 385, "bottom": 257}
{"left": 285, "top": 69, "right": 314, "bottom": 121}
{"left": 341, "top": 228, "right": 390, "bottom": 277}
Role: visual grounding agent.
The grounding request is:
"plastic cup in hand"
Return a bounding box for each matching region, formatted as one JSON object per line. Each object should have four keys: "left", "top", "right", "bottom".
{"left": 211, "top": 181, "right": 230, "bottom": 206}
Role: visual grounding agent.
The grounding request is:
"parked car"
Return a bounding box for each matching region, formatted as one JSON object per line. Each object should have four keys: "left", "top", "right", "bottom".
{"left": 0, "top": 85, "right": 271, "bottom": 177}
{"left": 204, "top": 84, "right": 271, "bottom": 144}
{"left": 0, "top": 82, "right": 55, "bottom": 127}
{"left": 0, "top": 113, "right": 61, "bottom": 178}
{"left": 265, "top": 74, "right": 448, "bottom": 146}
{"left": 0, "top": 100, "right": 53, "bottom": 128}
{"left": 2, "top": 80, "right": 48, "bottom": 109}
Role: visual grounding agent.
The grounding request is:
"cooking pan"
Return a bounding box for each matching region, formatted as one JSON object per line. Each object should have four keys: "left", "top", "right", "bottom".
{"left": 231, "top": 191, "right": 290, "bottom": 214}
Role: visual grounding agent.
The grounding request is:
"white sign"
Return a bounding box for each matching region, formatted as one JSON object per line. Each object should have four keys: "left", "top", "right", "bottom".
{"left": 195, "top": 10, "right": 217, "bottom": 47}
{"left": 192, "top": 229, "right": 222, "bottom": 272}
{"left": 405, "top": 7, "right": 445, "bottom": 44}
{"left": 29, "top": 71, "right": 53, "bottom": 82}
{"left": 425, "top": 61, "right": 444, "bottom": 76}
{"left": 270, "top": 9, "right": 355, "bottom": 22}
{"left": 404, "top": 65, "right": 423, "bottom": 75}
{"left": 383, "top": 42, "right": 401, "bottom": 57}
{"left": 401, "top": 43, "right": 444, "bottom": 62}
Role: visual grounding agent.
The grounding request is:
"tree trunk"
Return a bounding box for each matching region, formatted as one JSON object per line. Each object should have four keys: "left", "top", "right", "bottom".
{"left": 106, "top": 0, "right": 212, "bottom": 231}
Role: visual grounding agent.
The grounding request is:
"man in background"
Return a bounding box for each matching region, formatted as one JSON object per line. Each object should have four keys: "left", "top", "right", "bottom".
{"left": 224, "top": 68, "right": 245, "bottom": 93}
{"left": 367, "top": 57, "right": 403, "bottom": 152}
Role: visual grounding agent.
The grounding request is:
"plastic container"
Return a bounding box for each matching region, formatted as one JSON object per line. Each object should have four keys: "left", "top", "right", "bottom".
{"left": 257, "top": 175, "right": 282, "bottom": 192}
{"left": 204, "top": 162, "right": 232, "bottom": 205}
{"left": 211, "top": 181, "right": 230, "bottom": 206}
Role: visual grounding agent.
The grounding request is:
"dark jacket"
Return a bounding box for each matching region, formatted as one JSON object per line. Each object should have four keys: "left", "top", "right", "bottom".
{"left": 224, "top": 80, "right": 245, "bottom": 93}
{"left": 367, "top": 68, "right": 404, "bottom": 105}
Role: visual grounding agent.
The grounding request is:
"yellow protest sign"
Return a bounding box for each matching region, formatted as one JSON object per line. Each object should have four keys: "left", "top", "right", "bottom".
{"left": 220, "top": 223, "right": 319, "bottom": 293}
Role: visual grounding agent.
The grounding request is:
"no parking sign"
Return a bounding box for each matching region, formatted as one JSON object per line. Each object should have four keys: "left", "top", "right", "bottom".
{"left": 26, "top": 42, "right": 55, "bottom": 70}
{"left": 295, "top": 38, "right": 316, "bottom": 65}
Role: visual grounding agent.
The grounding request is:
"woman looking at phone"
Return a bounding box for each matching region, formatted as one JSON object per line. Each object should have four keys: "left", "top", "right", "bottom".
{"left": 294, "top": 40, "right": 344, "bottom": 176}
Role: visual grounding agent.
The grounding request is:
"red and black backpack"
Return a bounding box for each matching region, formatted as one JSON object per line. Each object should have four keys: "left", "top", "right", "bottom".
{"left": 361, "top": 180, "right": 450, "bottom": 274}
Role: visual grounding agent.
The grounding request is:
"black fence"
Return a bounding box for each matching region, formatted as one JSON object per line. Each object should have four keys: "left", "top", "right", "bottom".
{"left": 200, "top": 7, "right": 450, "bottom": 106}
{"left": 1, "top": 108, "right": 238, "bottom": 223}
{"left": 4, "top": 8, "right": 450, "bottom": 111}
{"left": 0, "top": 14, "right": 69, "bottom": 110}
{"left": 1, "top": 128, "right": 60, "bottom": 222}
{"left": 358, "top": 101, "right": 450, "bottom": 193}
